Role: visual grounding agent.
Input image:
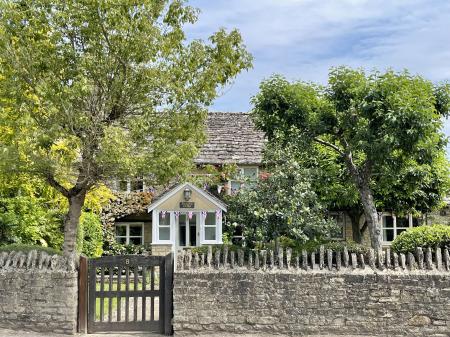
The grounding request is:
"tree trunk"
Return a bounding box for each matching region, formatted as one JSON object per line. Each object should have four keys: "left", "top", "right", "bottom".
{"left": 343, "top": 154, "right": 382, "bottom": 251}
{"left": 62, "top": 191, "right": 87, "bottom": 256}
{"left": 358, "top": 185, "right": 382, "bottom": 251}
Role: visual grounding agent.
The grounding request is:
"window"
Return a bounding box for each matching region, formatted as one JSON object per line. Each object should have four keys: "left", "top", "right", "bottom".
{"left": 204, "top": 212, "right": 217, "bottom": 241}
{"left": 158, "top": 212, "right": 171, "bottom": 241}
{"left": 382, "top": 214, "right": 423, "bottom": 243}
{"left": 329, "top": 212, "right": 345, "bottom": 240}
{"left": 229, "top": 166, "right": 259, "bottom": 194}
{"left": 115, "top": 223, "right": 144, "bottom": 245}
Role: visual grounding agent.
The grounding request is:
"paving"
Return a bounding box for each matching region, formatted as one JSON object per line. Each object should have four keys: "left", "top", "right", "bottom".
{"left": 0, "top": 329, "right": 378, "bottom": 337}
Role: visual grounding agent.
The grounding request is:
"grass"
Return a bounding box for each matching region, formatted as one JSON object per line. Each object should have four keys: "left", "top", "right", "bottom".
{"left": 0, "top": 243, "right": 61, "bottom": 255}
{"left": 94, "top": 271, "right": 159, "bottom": 321}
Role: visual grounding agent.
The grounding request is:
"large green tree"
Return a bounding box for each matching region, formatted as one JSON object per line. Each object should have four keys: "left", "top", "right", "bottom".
{"left": 0, "top": 0, "right": 252, "bottom": 256}
{"left": 252, "top": 67, "right": 450, "bottom": 251}
{"left": 225, "top": 152, "right": 335, "bottom": 246}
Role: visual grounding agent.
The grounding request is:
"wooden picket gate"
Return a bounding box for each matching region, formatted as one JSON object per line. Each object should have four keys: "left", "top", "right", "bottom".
{"left": 78, "top": 254, "right": 173, "bottom": 335}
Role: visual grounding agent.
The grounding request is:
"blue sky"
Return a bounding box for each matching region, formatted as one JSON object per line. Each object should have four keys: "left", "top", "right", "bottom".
{"left": 187, "top": 0, "right": 450, "bottom": 157}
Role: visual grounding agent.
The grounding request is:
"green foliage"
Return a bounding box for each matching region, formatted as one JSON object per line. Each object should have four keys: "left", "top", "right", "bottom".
{"left": 76, "top": 212, "right": 103, "bottom": 257}
{"left": 0, "top": 196, "right": 64, "bottom": 248}
{"left": 102, "top": 243, "right": 148, "bottom": 256}
{"left": 0, "top": 243, "right": 61, "bottom": 255}
{"left": 255, "top": 236, "right": 368, "bottom": 255}
{"left": 391, "top": 224, "right": 450, "bottom": 253}
{"left": 252, "top": 68, "right": 450, "bottom": 249}
{"left": 0, "top": 0, "right": 252, "bottom": 253}
{"left": 225, "top": 154, "right": 335, "bottom": 247}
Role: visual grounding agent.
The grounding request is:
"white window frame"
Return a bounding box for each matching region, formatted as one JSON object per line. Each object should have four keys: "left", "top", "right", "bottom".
{"left": 329, "top": 212, "right": 346, "bottom": 240}
{"left": 177, "top": 212, "right": 199, "bottom": 248}
{"left": 228, "top": 166, "right": 259, "bottom": 195}
{"left": 152, "top": 209, "right": 174, "bottom": 244}
{"left": 115, "top": 222, "right": 144, "bottom": 245}
{"left": 382, "top": 213, "right": 422, "bottom": 244}
{"left": 200, "top": 210, "right": 222, "bottom": 245}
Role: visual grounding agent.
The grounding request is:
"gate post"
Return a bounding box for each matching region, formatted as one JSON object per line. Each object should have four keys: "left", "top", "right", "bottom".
{"left": 78, "top": 255, "right": 88, "bottom": 333}
{"left": 164, "top": 252, "right": 174, "bottom": 335}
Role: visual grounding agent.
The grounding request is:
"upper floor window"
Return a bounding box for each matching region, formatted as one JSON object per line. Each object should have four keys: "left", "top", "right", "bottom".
{"left": 229, "top": 166, "right": 259, "bottom": 194}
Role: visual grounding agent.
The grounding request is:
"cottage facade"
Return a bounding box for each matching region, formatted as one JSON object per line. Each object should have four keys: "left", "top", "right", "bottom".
{"left": 108, "top": 112, "right": 450, "bottom": 254}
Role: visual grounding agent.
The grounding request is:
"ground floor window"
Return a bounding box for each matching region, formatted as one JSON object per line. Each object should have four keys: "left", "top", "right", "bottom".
{"left": 158, "top": 212, "right": 171, "bottom": 241}
{"left": 204, "top": 212, "right": 217, "bottom": 241}
{"left": 382, "top": 213, "right": 423, "bottom": 243}
{"left": 329, "top": 212, "right": 345, "bottom": 240}
{"left": 115, "top": 222, "right": 144, "bottom": 245}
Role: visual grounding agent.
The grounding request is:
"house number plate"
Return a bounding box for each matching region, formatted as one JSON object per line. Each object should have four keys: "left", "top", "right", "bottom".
{"left": 125, "top": 259, "right": 130, "bottom": 265}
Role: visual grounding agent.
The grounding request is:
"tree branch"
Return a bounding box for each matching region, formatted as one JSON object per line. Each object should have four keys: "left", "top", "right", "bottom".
{"left": 45, "top": 174, "right": 70, "bottom": 198}
{"left": 313, "top": 137, "right": 345, "bottom": 156}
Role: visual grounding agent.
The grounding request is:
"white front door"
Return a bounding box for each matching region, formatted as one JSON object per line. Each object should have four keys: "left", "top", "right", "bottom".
{"left": 177, "top": 212, "right": 199, "bottom": 248}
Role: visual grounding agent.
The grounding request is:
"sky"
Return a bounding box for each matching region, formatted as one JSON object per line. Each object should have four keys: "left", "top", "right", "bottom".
{"left": 187, "top": 0, "right": 450, "bottom": 157}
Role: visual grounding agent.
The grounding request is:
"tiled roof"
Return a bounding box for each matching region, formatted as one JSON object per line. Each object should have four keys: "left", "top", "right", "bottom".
{"left": 194, "top": 112, "right": 266, "bottom": 165}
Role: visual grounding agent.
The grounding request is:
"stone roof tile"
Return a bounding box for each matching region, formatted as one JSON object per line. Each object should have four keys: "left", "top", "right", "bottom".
{"left": 194, "top": 112, "right": 266, "bottom": 165}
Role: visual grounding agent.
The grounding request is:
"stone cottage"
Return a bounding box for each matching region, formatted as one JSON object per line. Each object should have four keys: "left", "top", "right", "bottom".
{"left": 103, "top": 112, "right": 450, "bottom": 255}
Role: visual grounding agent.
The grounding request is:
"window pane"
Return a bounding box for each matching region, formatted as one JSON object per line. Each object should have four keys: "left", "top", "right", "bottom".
{"left": 383, "top": 229, "right": 394, "bottom": 242}
{"left": 205, "top": 227, "right": 216, "bottom": 241}
{"left": 189, "top": 221, "right": 197, "bottom": 246}
{"left": 119, "top": 180, "right": 128, "bottom": 191}
{"left": 131, "top": 179, "right": 144, "bottom": 192}
{"left": 242, "top": 167, "right": 258, "bottom": 179}
{"left": 116, "top": 226, "right": 127, "bottom": 236}
{"left": 396, "top": 228, "right": 407, "bottom": 236}
{"left": 159, "top": 212, "right": 171, "bottom": 226}
{"left": 412, "top": 217, "right": 422, "bottom": 227}
{"left": 382, "top": 216, "right": 394, "bottom": 228}
{"left": 230, "top": 181, "right": 241, "bottom": 193}
{"left": 329, "top": 214, "right": 344, "bottom": 239}
{"left": 179, "top": 225, "right": 186, "bottom": 246}
{"left": 116, "top": 237, "right": 127, "bottom": 244}
{"left": 129, "top": 225, "right": 142, "bottom": 236}
{"left": 205, "top": 212, "right": 216, "bottom": 226}
{"left": 397, "top": 217, "right": 409, "bottom": 228}
{"left": 159, "top": 227, "right": 170, "bottom": 240}
{"left": 129, "top": 237, "right": 142, "bottom": 245}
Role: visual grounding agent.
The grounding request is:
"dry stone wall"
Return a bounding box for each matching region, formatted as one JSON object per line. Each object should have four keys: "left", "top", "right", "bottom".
{"left": 173, "top": 247, "right": 450, "bottom": 337}
{"left": 0, "top": 250, "right": 78, "bottom": 334}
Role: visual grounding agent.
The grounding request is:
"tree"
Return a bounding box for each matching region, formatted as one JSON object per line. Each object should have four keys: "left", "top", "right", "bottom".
{"left": 225, "top": 153, "right": 335, "bottom": 247}
{"left": 0, "top": 0, "right": 252, "bottom": 257}
{"left": 252, "top": 67, "right": 450, "bottom": 251}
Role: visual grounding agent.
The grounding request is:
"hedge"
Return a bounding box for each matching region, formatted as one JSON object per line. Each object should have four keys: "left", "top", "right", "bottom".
{"left": 391, "top": 224, "right": 450, "bottom": 254}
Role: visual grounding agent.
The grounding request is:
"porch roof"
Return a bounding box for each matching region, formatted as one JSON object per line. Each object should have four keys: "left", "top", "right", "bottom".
{"left": 148, "top": 182, "right": 227, "bottom": 212}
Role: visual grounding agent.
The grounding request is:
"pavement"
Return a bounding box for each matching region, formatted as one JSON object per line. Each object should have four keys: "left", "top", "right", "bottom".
{"left": 0, "top": 329, "right": 380, "bottom": 337}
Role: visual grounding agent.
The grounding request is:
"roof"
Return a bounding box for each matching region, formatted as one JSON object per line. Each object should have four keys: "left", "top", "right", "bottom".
{"left": 194, "top": 112, "right": 266, "bottom": 165}
{"left": 148, "top": 182, "right": 227, "bottom": 212}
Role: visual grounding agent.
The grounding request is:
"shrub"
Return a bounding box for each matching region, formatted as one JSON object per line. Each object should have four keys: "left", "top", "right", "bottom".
{"left": 391, "top": 224, "right": 450, "bottom": 253}
{"left": 77, "top": 212, "right": 104, "bottom": 257}
{"left": 0, "top": 196, "right": 64, "bottom": 249}
{"left": 0, "top": 243, "right": 61, "bottom": 255}
{"left": 102, "top": 242, "right": 149, "bottom": 256}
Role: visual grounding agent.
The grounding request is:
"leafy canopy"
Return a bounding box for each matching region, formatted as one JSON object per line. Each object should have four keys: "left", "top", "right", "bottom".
{"left": 252, "top": 67, "right": 450, "bottom": 212}
{"left": 0, "top": 0, "right": 252, "bottom": 190}
{"left": 226, "top": 149, "right": 335, "bottom": 246}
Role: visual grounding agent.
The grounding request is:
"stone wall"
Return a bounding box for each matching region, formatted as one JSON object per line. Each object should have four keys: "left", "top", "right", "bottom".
{"left": 0, "top": 250, "right": 78, "bottom": 334}
{"left": 173, "top": 247, "right": 450, "bottom": 337}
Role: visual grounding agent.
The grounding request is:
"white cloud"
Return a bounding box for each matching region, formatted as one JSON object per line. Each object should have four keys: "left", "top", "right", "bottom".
{"left": 187, "top": 0, "right": 450, "bottom": 153}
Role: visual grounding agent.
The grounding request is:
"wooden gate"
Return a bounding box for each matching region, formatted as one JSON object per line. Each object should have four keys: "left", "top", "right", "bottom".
{"left": 84, "top": 254, "right": 173, "bottom": 334}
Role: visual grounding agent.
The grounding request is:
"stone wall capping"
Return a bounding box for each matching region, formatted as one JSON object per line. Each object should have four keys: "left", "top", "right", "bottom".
{"left": 175, "top": 247, "right": 450, "bottom": 273}
{"left": 0, "top": 250, "right": 76, "bottom": 272}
